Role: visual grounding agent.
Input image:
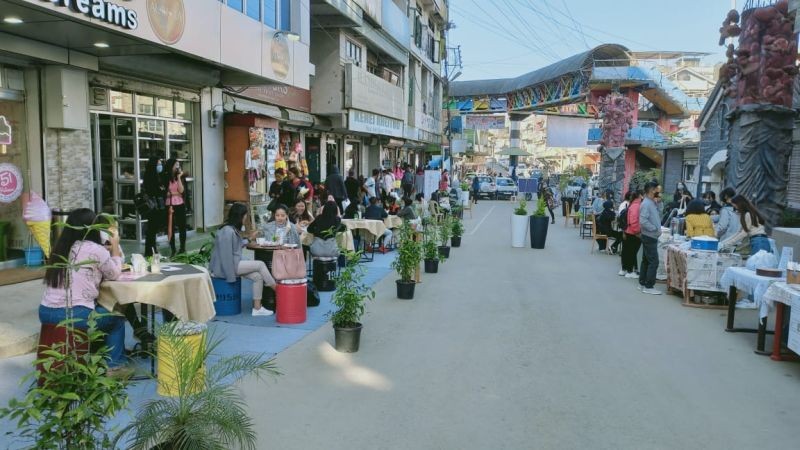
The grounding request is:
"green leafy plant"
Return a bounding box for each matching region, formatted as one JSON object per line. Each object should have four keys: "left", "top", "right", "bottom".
{"left": 460, "top": 181, "right": 469, "bottom": 191}
{"left": 0, "top": 215, "right": 130, "bottom": 450}
{"left": 330, "top": 250, "right": 375, "bottom": 328}
{"left": 391, "top": 222, "right": 422, "bottom": 282}
{"left": 629, "top": 168, "right": 662, "bottom": 193}
{"left": 438, "top": 216, "right": 453, "bottom": 246}
{"left": 451, "top": 217, "right": 464, "bottom": 237}
{"left": 780, "top": 209, "right": 800, "bottom": 227}
{"left": 169, "top": 234, "right": 214, "bottom": 265}
{"left": 533, "top": 197, "right": 548, "bottom": 217}
{"left": 423, "top": 226, "right": 439, "bottom": 260}
{"left": 514, "top": 199, "right": 528, "bottom": 216}
{"left": 114, "top": 323, "right": 281, "bottom": 450}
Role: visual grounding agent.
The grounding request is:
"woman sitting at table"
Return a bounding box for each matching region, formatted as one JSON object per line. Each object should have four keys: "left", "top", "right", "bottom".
{"left": 210, "top": 203, "right": 275, "bottom": 317}
{"left": 39, "top": 208, "right": 132, "bottom": 378}
{"left": 308, "top": 200, "right": 343, "bottom": 258}
{"left": 596, "top": 200, "right": 622, "bottom": 253}
{"left": 342, "top": 197, "right": 361, "bottom": 219}
{"left": 720, "top": 195, "right": 772, "bottom": 254}
{"left": 387, "top": 197, "right": 401, "bottom": 215}
{"left": 290, "top": 199, "right": 314, "bottom": 229}
{"left": 397, "top": 197, "right": 418, "bottom": 221}
{"left": 684, "top": 199, "right": 716, "bottom": 238}
{"left": 364, "top": 196, "right": 394, "bottom": 251}
{"left": 259, "top": 204, "right": 301, "bottom": 246}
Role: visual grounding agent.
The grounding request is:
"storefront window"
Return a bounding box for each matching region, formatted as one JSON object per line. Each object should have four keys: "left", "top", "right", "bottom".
{"left": 157, "top": 98, "right": 174, "bottom": 118}
{"left": 0, "top": 67, "right": 29, "bottom": 251}
{"left": 110, "top": 90, "right": 133, "bottom": 114}
{"left": 137, "top": 95, "right": 155, "bottom": 116}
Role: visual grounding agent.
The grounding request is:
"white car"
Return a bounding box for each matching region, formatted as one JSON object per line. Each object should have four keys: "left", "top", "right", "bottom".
{"left": 494, "top": 177, "right": 518, "bottom": 199}
{"left": 474, "top": 175, "right": 496, "bottom": 199}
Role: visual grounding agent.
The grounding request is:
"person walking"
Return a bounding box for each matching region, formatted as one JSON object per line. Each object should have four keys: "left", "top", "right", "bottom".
{"left": 638, "top": 181, "right": 662, "bottom": 295}
{"left": 544, "top": 187, "right": 556, "bottom": 224}
{"left": 142, "top": 156, "right": 166, "bottom": 257}
{"left": 382, "top": 169, "right": 395, "bottom": 207}
{"left": 471, "top": 175, "right": 481, "bottom": 204}
{"left": 164, "top": 158, "right": 187, "bottom": 257}
{"left": 619, "top": 191, "right": 641, "bottom": 277}
{"left": 325, "top": 166, "right": 347, "bottom": 213}
{"left": 344, "top": 169, "right": 361, "bottom": 202}
{"left": 365, "top": 168, "right": 379, "bottom": 200}
{"left": 401, "top": 165, "right": 415, "bottom": 198}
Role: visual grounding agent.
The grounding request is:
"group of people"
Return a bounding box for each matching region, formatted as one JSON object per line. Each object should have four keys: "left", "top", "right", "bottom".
{"left": 585, "top": 181, "right": 772, "bottom": 296}
{"left": 141, "top": 157, "right": 190, "bottom": 258}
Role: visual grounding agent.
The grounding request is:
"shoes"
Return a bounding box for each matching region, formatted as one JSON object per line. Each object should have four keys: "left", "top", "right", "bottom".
{"left": 551, "top": 219, "right": 555, "bottom": 224}
{"left": 107, "top": 365, "right": 135, "bottom": 380}
{"left": 618, "top": 270, "right": 627, "bottom": 276}
{"left": 642, "top": 288, "right": 662, "bottom": 295}
{"left": 625, "top": 272, "right": 639, "bottom": 279}
{"left": 252, "top": 307, "right": 274, "bottom": 317}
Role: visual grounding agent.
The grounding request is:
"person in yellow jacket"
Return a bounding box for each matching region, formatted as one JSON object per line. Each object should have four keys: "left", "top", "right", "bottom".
{"left": 684, "top": 199, "right": 716, "bottom": 238}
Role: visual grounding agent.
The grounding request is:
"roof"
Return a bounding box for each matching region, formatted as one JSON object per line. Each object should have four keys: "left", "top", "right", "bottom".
{"left": 667, "top": 66, "right": 717, "bottom": 84}
{"left": 450, "top": 44, "right": 629, "bottom": 97}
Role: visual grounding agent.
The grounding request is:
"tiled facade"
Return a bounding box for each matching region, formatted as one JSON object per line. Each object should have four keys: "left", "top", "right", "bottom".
{"left": 43, "top": 129, "right": 93, "bottom": 211}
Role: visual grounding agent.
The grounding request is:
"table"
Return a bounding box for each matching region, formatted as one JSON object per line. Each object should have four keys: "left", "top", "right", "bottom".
{"left": 758, "top": 282, "right": 800, "bottom": 361}
{"left": 384, "top": 216, "right": 403, "bottom": 229}
{"left": 665, "top": 245, "right": 742, "bottom": 308}
{"left": 721, "top": 266, "right": 784, "bottom": 351}
{"left": 298, "top": 229, "right": 355, "bottom": 252}
{"left": 341, "top": 219, "right": 388, "bottom": 261}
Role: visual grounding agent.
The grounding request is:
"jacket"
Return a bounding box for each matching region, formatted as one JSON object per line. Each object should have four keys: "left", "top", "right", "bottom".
{"left": 397, "top": 205, "right": 417, "bottom": 221}
{"left": 715, "top": 205, "right": 741, "bottom": 242}
{"left": 639, "top": 197, "right": 661, "bottom": 239}
{"left": 325, "top": 167, "right": 347, "bottom": 200}
{"left": 720, "top": 212, "right": 767, "bottom": 249}
{"left": 209, "top": 225, "right": 243, "bottom": 283}
{"left": 685, "top": 214, "right": 715, "bottom": 238}
{"left": 364, "top": 204, "right": 388, "bottom": 220}
{"left": 259, "top": 221, "right": 300, "bottom": 246}
{"left": 625, "top": 199, "right": 641, "bottom": 235}
{"left": 597, "top": 209, "right": 616, "bottom": 236}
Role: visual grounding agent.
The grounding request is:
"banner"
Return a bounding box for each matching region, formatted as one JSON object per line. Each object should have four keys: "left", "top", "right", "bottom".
{"left": 465, "top": 115, "right": 506, "bottom": 130}
{"left": 545, "top": 116, "right": 594, "bottom": 148}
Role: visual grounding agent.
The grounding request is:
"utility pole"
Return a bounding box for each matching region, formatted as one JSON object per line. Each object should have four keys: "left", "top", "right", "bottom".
{"left": 443, "top": 40, "right": 462, "bottom": 176}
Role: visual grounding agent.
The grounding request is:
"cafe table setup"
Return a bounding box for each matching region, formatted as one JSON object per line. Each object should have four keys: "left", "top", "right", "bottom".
{"left": 664, "top": 235, "right": 743, "bottom": 308}
{"left": 341, "top": 218, "right": 389, "bottom": 261}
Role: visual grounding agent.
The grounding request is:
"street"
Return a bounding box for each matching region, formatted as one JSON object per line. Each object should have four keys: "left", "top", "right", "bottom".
{"left": 241, "top": 201, "right": 800, "bottom": 450}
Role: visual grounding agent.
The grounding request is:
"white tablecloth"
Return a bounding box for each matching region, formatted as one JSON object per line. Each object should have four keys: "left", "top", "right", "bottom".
{"left": 759, "top": 282, "right": 800, "bottom": 319}
{"left": 720, "top": 266, "right": 785, "bottom": 318}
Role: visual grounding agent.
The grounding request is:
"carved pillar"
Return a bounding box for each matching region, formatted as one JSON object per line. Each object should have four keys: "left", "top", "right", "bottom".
{"left": 599, "top": 147, "right": 626, "bottom": 202}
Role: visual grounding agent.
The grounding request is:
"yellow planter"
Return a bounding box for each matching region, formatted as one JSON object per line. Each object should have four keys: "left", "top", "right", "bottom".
{"left": 157, "top": 331, "right": 206, "bottom": 397}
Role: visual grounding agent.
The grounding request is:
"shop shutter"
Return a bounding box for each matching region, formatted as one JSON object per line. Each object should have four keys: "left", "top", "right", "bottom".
{"left": 789, "top": 146, "right": 800, "bottom": 209}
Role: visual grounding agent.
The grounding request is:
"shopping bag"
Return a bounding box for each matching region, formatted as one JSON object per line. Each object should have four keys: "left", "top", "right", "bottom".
{"left": 310, "top": 237, "right": 339, "bottom": 258}
{"left": 272, "top": 249, "right": 306, "bottom": 281}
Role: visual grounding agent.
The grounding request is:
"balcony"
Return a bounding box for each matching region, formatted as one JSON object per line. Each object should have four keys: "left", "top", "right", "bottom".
{"left": 344, "top": 63, "right": 405, "bottom": 121}
{"left": 587, "top": 121, "right": 669, "bottom": 147}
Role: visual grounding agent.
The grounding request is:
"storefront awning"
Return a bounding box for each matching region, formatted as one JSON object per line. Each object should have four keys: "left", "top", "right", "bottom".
{"left": 707, "top": 149, "right": 728, "bottom": 172}
{"left": 282, "top": 108, "right": 314, "bottom": 127}
{"left": 385, "top": 138, "right": 404, "bottom": 147}
{"left": 223, "top": 94, "right": 282, "bottom": 119}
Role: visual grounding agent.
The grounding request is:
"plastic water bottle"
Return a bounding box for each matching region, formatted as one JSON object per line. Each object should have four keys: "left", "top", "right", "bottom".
{"left": 778, "top": 246, "right": 793, "bottom": 271}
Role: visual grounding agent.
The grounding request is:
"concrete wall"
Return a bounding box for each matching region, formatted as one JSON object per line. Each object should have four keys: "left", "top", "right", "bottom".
{"left": 662, "top": 149, "right": 684, "bottom": 196}
{"left": 698, "top": 98, "right": 730, "bottom": 196}
{"left": 200, "top": 87, "right": 225, "bottom": 229}
{"left": 310, "top": 29, "right": 344, "bottom": 117}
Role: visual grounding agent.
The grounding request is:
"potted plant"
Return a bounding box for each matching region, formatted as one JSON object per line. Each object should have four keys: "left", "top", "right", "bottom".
{"left": 530, "top": 196, "right": 550, "bottom": 249}
{"left": 437, "top": 215, "right": 452, "bottom": 259}
{"left": 114, "top": 327, "right": 280, "bottom": 449}
{"left": 330, "top": 250, "right": 375, "bottom": 352}
{"left": 391, "top": 222, "right": 422, "bottom": 299}
{"left": 423, "top": 226, "right": 440, "bottom": 274}
{"left": 451, "top": 217, "right": 464, "bottom": 247}
{"left": 511, "top": 199, "right": 529, "bottom": 247}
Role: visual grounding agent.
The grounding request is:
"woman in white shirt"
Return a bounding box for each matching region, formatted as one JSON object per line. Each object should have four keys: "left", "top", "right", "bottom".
{"left": 720, "top": 195, "right": 771, "bottom": 254}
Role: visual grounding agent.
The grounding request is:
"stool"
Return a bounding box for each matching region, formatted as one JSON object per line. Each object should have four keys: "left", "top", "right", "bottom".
{"left": 37, "top": 323, "right": 90, "bottom": 384}
{"left": 211, "top": 277, "right": 242, "bottom": 316}
{"left": 312, "top": 257, "right": 337, "bottom": 292}
{"left": 276, "top": 279, "right": 307, "bottom": 324}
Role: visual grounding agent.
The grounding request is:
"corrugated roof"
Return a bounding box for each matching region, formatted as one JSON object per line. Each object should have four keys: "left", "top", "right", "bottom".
{"left": 450, "top": 44, "right": 629, "bottom": 97}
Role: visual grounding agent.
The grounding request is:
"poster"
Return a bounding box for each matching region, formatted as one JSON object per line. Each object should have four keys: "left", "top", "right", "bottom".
{"left": 423, "top": 170, "right": 441, "bottom": 200}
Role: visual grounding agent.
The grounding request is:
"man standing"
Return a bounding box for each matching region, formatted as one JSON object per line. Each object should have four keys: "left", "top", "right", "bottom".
{"left": 401, "top": 165, "right": 415, "bottom": 198}
{"left": 382, "top": 169, "right": 395, "bottom": 207}
{"left": 345, "top": 169, "right": 361, "bottom": 202}
{"left": 638, "top": 181, "right": 662, "bottom": 295}
{"left": 325, "top": 166, "right": 347, "bottom": 213}
{"left": 365, "top": 169, "right": 378, "bottom": 200}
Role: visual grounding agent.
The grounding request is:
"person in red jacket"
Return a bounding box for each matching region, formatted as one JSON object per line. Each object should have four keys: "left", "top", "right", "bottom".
{"left": 619, "top": 191, "right": 642, "bottom": 278}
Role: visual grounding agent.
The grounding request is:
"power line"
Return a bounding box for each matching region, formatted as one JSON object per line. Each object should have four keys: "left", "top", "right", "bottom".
{"left": 497, "top": 0, "right": 561, "bottom": 61}
{"left": 559, "top": 0, "right": 590, "bottom": 49}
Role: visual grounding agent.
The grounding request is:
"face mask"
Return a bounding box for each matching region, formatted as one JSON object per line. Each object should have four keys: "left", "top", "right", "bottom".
{"left": 156, "top": 164, "right": 163, "bottom": 173}
{"left": 703, "top": 199, "right": 711, "bottom": 205}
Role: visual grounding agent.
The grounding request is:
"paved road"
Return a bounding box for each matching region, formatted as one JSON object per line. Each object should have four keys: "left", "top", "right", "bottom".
{"left": 241, "top": 201, "right": 800, "bottom": 450}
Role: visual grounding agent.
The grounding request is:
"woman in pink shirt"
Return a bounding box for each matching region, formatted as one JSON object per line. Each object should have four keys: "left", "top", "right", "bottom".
{"left": 164, "top": 158, "right": 187, "bottom": 256}
{"left": 39, "top": 208, "right": 129, "bottom": 374}
{"left": 619, "top": 191, "right": 642, "bottom": 278}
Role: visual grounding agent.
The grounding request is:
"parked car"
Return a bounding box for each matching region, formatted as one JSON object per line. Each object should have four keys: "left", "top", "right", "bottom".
{"left": 475, "top": 175, "right": 496, "bottom": 199}
{"left": 494, "top": 177, "right": 518, "bottom": 199}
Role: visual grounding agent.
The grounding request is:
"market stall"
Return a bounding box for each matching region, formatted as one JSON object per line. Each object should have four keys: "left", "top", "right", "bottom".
{"left": 665, "top": 243, "right": 743, "bottom": 307}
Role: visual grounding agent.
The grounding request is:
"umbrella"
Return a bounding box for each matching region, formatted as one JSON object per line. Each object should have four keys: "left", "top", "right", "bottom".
{"left": 496, "top": 147, "right": 531, "bottom": 157}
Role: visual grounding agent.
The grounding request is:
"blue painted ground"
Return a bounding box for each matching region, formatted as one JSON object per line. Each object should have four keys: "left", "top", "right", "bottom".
{"left": 0, "top": 251, "right": 397, "bottom": 449}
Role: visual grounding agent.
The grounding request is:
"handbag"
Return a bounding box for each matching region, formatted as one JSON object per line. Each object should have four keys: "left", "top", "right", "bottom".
{"left": 134, "top": 192, "right": 157, "bottom": 215}
{"left": 310, "top": 236, "right": 340, "bottom": 258}
{"left": 271, "top": 249, "right": 306, "bottom": 281}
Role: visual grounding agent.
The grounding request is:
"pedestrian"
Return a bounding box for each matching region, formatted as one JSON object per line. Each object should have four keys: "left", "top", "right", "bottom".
{"left": 382, "top": 169, "right": 395, "bottom": 207}
{"left": 365, "top": 168, "right": 379, "bottom": 200}
{"left": 279, "top": 167, "right": 302, "bottom": 208}
{"left": 715, "top": 187, "right": 741, "bottom": 242}
{"left": 720, "top": 195, "right": 772, "bottom": 254}
{"left": 471, "top": 175, "right": 481, "bottom": 204}
{"left": 439, "top": 169, "right": 450, "bottom": 192}
{"left": 702, "top": 190, "right": 722, "bottom": 214}
{"left": 164, "top": 158, "right": 187, "bottom": 257}
{"left": 638, "top": 181, "right": 662, "bottom": 295}
{"left": 414, "top": 167, "right": 425, "bottom": 197}
{"left": 684, "top": 199, "right": 715, "bottom": 238}
{"left": 142, "top": 156, "right": 166, "bottom": 257}
{"left": 325, "top": 166, "right": 347, "bottom": 213}
{"left": 401, "top": 165, "right": 415, "bottom": 198}
{"left": 210, "top": 203, "right": 275, "bottom": 317}
{"left": 268, "top": 168, "right": 285, "bottom": 212}
{"left": 345, "top": 169, "right": 360, "bottom": 201}
{"left": 544, "top": 187, "right": 556, "bottom": 224}
{"left": 597, "top": 200, "right": 622, "bottom": 253}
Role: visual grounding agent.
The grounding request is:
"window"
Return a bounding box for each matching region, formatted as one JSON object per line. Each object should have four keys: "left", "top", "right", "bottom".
{"left": 367, "top": 63, "right": 378, "bottom": 75}
{"left": 345, "top": 39, "right": 362, "bottom": 67}
{"left": 263, "top": 0, "right": 276, "bottom": 28}
{"left": 227, "top": 0, "right": 243, "bottom": 12}
{"left": 279, "top": 0, "right": 291, "bottom": 31}
{"left": 246, "top": 0, "right": 260, "bottom": 20}
{"left": 683, "top": 160, "right": 698, "bottom": 182}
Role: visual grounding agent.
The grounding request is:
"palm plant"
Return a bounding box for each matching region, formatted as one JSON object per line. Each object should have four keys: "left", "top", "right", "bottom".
{"left": 113, "top": 323, "right": 281, "bottom": 450}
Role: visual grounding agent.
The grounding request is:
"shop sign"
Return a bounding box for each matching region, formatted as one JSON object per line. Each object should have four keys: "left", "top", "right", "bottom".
{"left": 349, "top": 110, "right": 403, "bottom": 138}
{"left": 147, "top": 0, "right": 185, "bottom": 44}
{"left": 232, "top": 85, "right": 311, "bottom": 112}
{"left": 271, "top": 33, "right": 291, "bottom": 80}
{"left": 0, "top": 163, "right": 23, "bottom": 203}
{"left": 465, "top": 115, "right": 506, "bottom": 130}
{"left": 38, "top": 0, "right": 139, "bottom": 30}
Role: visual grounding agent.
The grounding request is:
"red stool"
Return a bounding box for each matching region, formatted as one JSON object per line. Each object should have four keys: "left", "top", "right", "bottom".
{"left": 276, "top": 279, "right": 307, "bottom": 324}
{"left": 37, "top": 323, "right": 90, "bottom": 385}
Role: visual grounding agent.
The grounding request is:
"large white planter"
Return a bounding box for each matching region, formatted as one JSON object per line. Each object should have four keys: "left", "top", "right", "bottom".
{"left": 460, "top": 191, "right": 470, "bottom": 206}
{"left": 511, "top": 214, "right": 528, "bottom": 247}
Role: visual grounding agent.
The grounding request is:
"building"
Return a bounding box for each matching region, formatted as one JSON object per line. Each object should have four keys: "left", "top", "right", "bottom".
{"left": 0, "top": 0, "right": 313, "bottom": 269}
{"left": 308, "top": 0, "right": 446, "bottom": 179}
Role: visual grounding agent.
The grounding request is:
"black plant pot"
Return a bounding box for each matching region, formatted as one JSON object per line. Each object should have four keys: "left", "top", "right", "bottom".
{"left": 424, "top": 258, "right": 439, "bottom": 273}
{"left": 438, "top": 245, "right": 451, "bottom": 259}
{"left": 333, "top": 323, "right": 362, "bottom": 353}
{"left": 530, "top": 215, "right": 549, "bottom": 249}
{"left": 396, "top": 279, "right": 416, "bottom": 299}
{"left": 451, "top": 236, "right": 462, "bottom": 247}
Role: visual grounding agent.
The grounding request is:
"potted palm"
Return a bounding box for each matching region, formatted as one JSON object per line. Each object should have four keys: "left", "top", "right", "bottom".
{"left": 530, "top": 196, "right": 550, "bottom": 249}
{"left": 511, "top": 199, "right": 528, "bottom": 247}
{"left": 423, "top": 226, "right": 440, "bottom": 273}
{"left": 451, "top": 217, "right": 464, "bottom": 247}
{"left": 437, "top": 215, "right": 452, "bottom": 259}
{"left": 391, "top": 222, "right": 421, "bottom": 299}
{"left": 330, "top": 250, "right": 375, "bottom": 352}
{"left": 114, "top": 327, "right": 280, "bottom": 449}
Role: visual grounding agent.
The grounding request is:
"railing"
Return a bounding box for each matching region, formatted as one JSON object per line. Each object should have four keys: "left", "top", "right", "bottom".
{"left": 587, "top": 120, "right": 670, "bottom": 146}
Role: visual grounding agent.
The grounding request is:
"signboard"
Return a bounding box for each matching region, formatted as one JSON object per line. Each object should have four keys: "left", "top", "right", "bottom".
{"left": 345, "top": 64, "right": 405, "bottom": 121}
{"left": 270, "top": 32, "right": 291, "bottom": 80}
{"left": 38, "top": 0, "right": 139, "bottom": 30}
{"left": 232, "top": 85, "right": 311, "bottom": 112}
{"left": 349, "top": 109, "right": 404, "bottom": 138}
{"left": 0, "top": 163, "right": 23, "bottom": 203}
{"left": 423, "top": 170, "right": 441, "bottom": 200}
{"left": 465, "top": 115, "right": 506, "bottom": 130}
{"left": 147, "top": 0, "right": 186, "bottom": 44}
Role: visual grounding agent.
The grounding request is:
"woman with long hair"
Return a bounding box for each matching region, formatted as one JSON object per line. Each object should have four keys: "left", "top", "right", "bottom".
{"left": 715, "top": 187, "right": 741, "bottom": 242}
{"left": 290, "top": 198, "right": 314, "bottom": 228}
{"left": 307, "top": 200, "right": 342, "bottom": 238}
{"left": 142, "top": 156, "right": 166, "bottom": 257}
{"left": 209, "top": 203, "right": 276, "bottom": 316}
{"left": 259, "top": 204, "right": 301, "bottom": 246}
{"left": 721, "top": 195, "right": 772, "bottom": 254}
{"left": 164, "top": 158, "right": 187, "bottom": 256}
{"left": 684, "top": 199, "right": 715, "bottom": 238}
{"left": 619, "top": 191, "right": 642, "bottom": 278}
{"left": 39, "top": 208, "right": 131, "bottom": 377}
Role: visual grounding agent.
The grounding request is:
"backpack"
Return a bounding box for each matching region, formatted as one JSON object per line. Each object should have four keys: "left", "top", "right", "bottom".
{"left": 402, "top": 171, "right": 414, "bottom": 186}
{"left": 617, "top": 207, "right": 629, "bottom": 231}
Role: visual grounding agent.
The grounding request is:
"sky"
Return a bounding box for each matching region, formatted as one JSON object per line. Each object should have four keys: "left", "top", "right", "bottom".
{"left": 448, "top": 0, "right": 737, "bottom": 81}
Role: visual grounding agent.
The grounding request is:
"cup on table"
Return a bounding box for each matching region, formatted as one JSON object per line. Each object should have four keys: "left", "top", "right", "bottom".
{"left": 256, "top": 238, "right": 267, "bottom": 246}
